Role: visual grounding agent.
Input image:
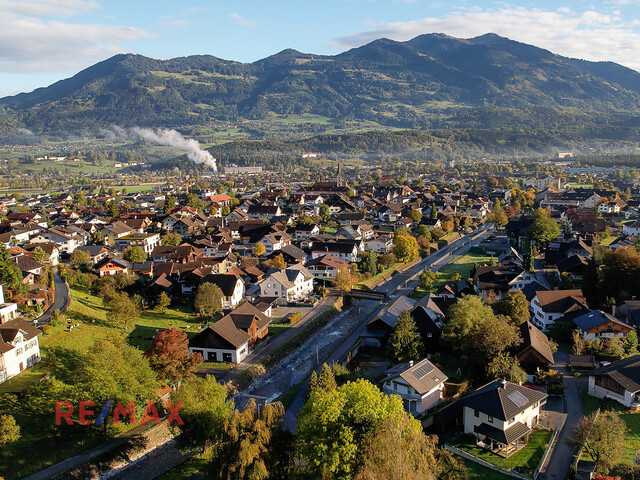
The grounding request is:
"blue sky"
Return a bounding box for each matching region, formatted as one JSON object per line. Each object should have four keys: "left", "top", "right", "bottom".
{"left": 2, "top": 0, "right": 640, "bottom": 97}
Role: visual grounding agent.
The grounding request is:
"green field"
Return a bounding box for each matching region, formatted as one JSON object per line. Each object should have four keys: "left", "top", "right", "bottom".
{"left": 463, "top": 459, "right": 514, "bottom": 480}
{"left": 621, "top": 413, "right": 640, "bottom": 463}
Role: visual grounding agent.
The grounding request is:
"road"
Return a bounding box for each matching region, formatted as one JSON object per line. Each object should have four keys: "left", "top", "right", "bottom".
{"left": 282, "top": 223, "right": 495, "bottom": 431}
{"left": 34, "top": 267, "right": 69, "bottom": 326}
{"left": 538, "top": 350, "right": 586, "bottom": 480}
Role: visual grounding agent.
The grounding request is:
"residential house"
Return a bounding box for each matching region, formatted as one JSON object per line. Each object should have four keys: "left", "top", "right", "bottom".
{"left": 0, "top": 285, "right": 19, "bottom": 324}
{"left": 259, "top": 265, "right": 314, "bottom": 305}
{"left": 260, "top": 231, "right": 292, "bottom": 255}
{"left": 75, "top": 245, "right": 109, "bottom": 264}
{"left": 459, "top": 379, "right": 548, "bottom": 458}
{"left": 94, "top": 257, "right": 130, "bottom": 277}
{"left": 311, "top": 241, "right": 359, "bottom": 263}
{"left": 530, "top": 289, "right": 589, "bottom": 330}
{"left": 100, "top": 222, "right": 133, "bottom": 246}
{"left": 115, "top": 233, "right": 161, "bottom": 256}
{"left": 381, "top": 359, "right": 448, "bottom": 415}
{"left": 365, "top": 234, "right": 394, "bottom": 254}
{"left": 515, "top": 322, "right": 555, "bottom": 374}
{"left": 472, "top": 265, "right": 534, "bottom": 299}
{"left": 623, "top": 220, "right": 640, "bottom": 236}
{"left": 188, "top": 302, "right": 271, "bottom": 364}
{"left": 305, "top": 254, "right": 350, "bottom": 281}
{"left": 0, "top": 318, "right": 42, "bottom": 384}
{"left": 292, "top": 224, "right": 320, "bottom": 242}
{"left": 588, "top": 356, "right": 640, "bottom": 408}
{"left": 569, "top": 310, "right": 633, "bottom": 340}
{"left": 200, "top": 274, "right": 245, "bottom": 310}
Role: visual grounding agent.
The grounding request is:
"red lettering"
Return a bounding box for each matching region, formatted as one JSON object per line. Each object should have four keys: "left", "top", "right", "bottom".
{"left": 139, "top": 401, "right": 161, "bottom": 426}
{"left": 113, "top": 401, "right": 136, "bottom": 425}
{"left": 79, "top": 401, "right": 95, "bottom": 425}
{"left": 165, "top": 401, "right": 184, "bottom": 425}
{"left": 55, "top": 401, "right": 74, "bottom": 425}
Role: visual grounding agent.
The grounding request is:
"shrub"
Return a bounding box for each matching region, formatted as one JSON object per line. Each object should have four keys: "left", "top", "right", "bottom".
{"left": 288, "top": 312, "right": 303, "bottom": 325}
{"left": 42, "top": 325, "right": 52, "bottom": 335}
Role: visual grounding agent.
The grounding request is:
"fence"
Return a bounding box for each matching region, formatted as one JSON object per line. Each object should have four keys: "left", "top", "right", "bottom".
{"left": 533, "top": 429, "right": 558, "bottom": 479}
{"left": 444, "top": 444, "right": 532, "bottom": 480}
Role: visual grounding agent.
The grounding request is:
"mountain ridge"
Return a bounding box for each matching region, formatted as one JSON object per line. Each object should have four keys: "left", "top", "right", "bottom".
{"left": 1, "top": 33, "right": 640, "bottom": 134}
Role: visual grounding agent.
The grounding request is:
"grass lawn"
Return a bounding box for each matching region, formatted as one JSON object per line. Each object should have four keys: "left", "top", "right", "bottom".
{"left": 437, "top": 253, "right": 496, "bottom": 282}
{"left": 463, "top": 459, "right": 514, "bottom": 480}
{"left": 156, "top": 450, "right": 209, "bottom": 480}
{"left": 621, "top": 413, "right": 640, "bottom": 463}
{"left": 268, "top": 323, "right": 291, "bottom": 336}
{"left": 276, "top": 382, "right": 303, "bottom": 409}
{"left": 456, "top": 428, "right": 552, "bottom": 475}
{"left": 0, "top": 368, "right": 46, "bottom": 394}
{"left": 580, "top": 388, "right": 626, "bottom": 417}
{"left": 357, "top": 262, "right": 404, "bottom": 288}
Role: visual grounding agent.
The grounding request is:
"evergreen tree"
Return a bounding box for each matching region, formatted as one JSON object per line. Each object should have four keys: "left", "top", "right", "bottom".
{"left": 389, "top": 310, "right": 423, "bottom": 363}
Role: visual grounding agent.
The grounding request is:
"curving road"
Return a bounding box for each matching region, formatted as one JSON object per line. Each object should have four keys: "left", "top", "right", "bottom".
{"left": 34, "top": 267, "right": 70, "bottom": 326}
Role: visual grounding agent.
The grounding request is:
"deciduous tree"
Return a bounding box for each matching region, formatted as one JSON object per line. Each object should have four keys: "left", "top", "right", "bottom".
{"left": 494, "top": 290, "right": 530, "bottom": 325}
{"left": 156, "top": 291, "right": 171, "bottom": 313}
{"left": 486, "top": 353, "right": 527, "bottom": 383}
{"left": 145, "top": 328, "right": 203, "bottom": 383}
{"left": 0, "top": 415, "right": 20, "bottom": 453}
{"left": 572, "top": 411, "right": 626, "bottom": 473}
{"left": 253, "top": 242, "right": 266, "bottom": 256}
{"left": 194, "top": 282, "right": 223, "bottom": 317}
{"left": 335, "top": 265, "right": 358, "bottom": 293}
{"left": 104, "top": 291, "right": 140, "bottom": 331}
{"left": 161, "top": 232, "right": 182, "bottom": 246}
{"left": 123, "top": 246, "right": 147, "bottom": 263}
{"left": 419, "top": 269, "right": 437, "bottom": 289}
{"left": 271, "top": 254, "right": 287, "bottom": 269}
{"left": 393, "top": 235, "right": 419, "bottom": 263}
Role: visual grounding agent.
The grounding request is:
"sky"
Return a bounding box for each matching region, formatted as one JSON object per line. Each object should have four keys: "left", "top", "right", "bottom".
{"left": 2, "top": 0, "right": 640, "bottom": 97}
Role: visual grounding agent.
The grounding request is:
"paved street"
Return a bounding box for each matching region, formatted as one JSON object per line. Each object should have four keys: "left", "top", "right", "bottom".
{"left": 538, "top": 350, "right": 586, "bottom": 480}
{"left": 33, "top": 267, "right": 69, "bottom": 326}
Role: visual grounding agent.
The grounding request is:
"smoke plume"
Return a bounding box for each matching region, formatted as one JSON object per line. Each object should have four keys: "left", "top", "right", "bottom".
{"left": 110, "top": 126, "right": 217, "bottom": 171}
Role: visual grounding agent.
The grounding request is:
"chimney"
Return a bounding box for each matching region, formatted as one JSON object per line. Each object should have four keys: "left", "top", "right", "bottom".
{"left": 409, "top": 360, "right": 414, "bottom": 367}
{"left": 501, "top": 379, "right": 508, "bottom": 389}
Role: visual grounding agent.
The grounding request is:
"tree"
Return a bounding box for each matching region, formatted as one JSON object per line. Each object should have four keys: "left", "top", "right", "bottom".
{"left": 0, "top": 415, "right": 20, "bottom": 453}
{"left": 31, "top": 246, "right": 48, "bottom": 263}
{"left": 104, "top": 291, "right": 140, "bottom": 331}
{"left": 486, "top": 353, "right": 527, "bottom": 383}
{"left": 297, "top": 379, "right": 406, "bottom": 480}
{"left": 271, "top": 254, "right": 287, "bottom": 269}
{"left": 419, "top": 269, "right": 437, "bottom": 289}
{"left": 172, "top": 376, "right": 234, "bottom": 450}
{"left": 378, "top": 253, "right": 396, "bottom": 268}
{"left": 407, "top": 209, "right": 422, "bottom": 223}
{"left": 163, "top": 195, "right": 177, "bottom": 214}
{"left": 319, "top": 204, "right": 331, "bottom": 222}
{"left": 335, "top": 265, "right": 358, "bottom": 293}
{"left": 123, "top": 246, "right": 147, "bottom": 263}
{"left": 626, "top": 330, "right": 639, "bottom": 354}
{"left": 360, "top": 251, "right": 379, "bottom": 277}
{"left": 389, "top": 310, "right": 423, "bottom": 363}
{"left": 185, "top": 193, "right": 205, "bottom": 210}
{"left": 157, "top": 291, "right": 171, "bottom": 313}
{"left": 494, "top": 290, "right": 530, "bottom": 325}
{"left": 253, "top": 242, "right": 266, "bottom": 256}
{"left": 70, "top": 249, "right": 92, "bottom": 268}
{"left": 209, "top": 400, "right": 291, "bottom": 480}
{"left": 309, "top": 363, "right": 338, "bottom": 394}
{"left": 430, "top": 203, "right": 437, "bottom": 219}
{"left": 572, "top": 411, "right": 627, "bottom": 473}
{"left": 194, "top": 282, "right": 223, "bottom": 317}
{"left": 444, "top": 295, "right": 521, "bottom": 361}
{"left": 393, "top": 235, "right": 419, "bottom": 263}
{"left": 222, "top": 205, "right": 231, "bottom": 216}
{"left": 601, "top": 247, "right": 640, "bottom": 302}
{"left": 488, "top": 198, "right": 508, "bottom": 226}
{"left": 603, "top": 338, "right": 625, "bottom": 359}
{"left": 145, "top": 328, "right": 203, "bottom": 383}
{"left": 161, "top": 232, "right": 182, "bottom": 246}
{"left": 74, "top": 338, "right": 158, "bottom": 433}
{"left": 572, "top": 330, "right": 585, "bottom": 356}
{"left": 527, "top": 208, "right": 560, "bottom": 246}
{"left": 354, "top": 412, "right": 459, "bottom": 480}
{"left": 0, "top": 246, "right": 26, "bottom": 291}
{"left": 107, "top": 200, "right": 119, "bottom": 218}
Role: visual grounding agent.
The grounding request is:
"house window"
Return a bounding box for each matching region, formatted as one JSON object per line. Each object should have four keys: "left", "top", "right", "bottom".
{"left": 474, "top": 410, "right": 479, "bottom": 418}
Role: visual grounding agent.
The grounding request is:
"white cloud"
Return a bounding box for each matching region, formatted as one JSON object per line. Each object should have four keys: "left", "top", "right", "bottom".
{"left": 229, "top": 12, "right": 261, "bottom": 27}
{"left": 159, "top": 19, "right": 189, "bottom": 29}
{"left": 0, "top": 0, "right": 100, "bottom": 18}
{"left": 332, "top": 6, "right": 640, "bottom": 71}
{"left": 0, "top": 17, "right": 154, "bottom": 73}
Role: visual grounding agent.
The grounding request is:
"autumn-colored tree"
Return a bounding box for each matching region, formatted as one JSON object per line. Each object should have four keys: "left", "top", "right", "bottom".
{"left": 104, "top": 291, "right": 140, "bottom": 331}
{"left": 419, "top": 270, "right": 437, "bottom": 289}
{"left": 407, "top": 209, "right": 422, "bottom": 223}
{"left": 70, "top": 249, "right": 92, "bottom": 268}
{"left": 161, "top": 232, "right": 182, "bottom": 246}
{"left": 488, "top": 198, "right": 508, "bottom": 226}
{"left": 253, "top": 242, "right": 266, "bottom": 256}
{"left": 393, "top": 235, "right": 419, "bottom": 263}
{"left": 601, "top": 247, "right": 640, "bottom": 301}
{"left": 486, "top": 353, "right": 527, "bottom": 383}
{"left": 123, "top": 246, "right": 147, "bottom": 263}
{"left": 271, "top": 254, "right": 287, "bottom": 269}
{"left": 334, "top": 265, "right": 358, "bottom": 293}
{"left": 145, "top": 328, "right": 203, "bottom": 383}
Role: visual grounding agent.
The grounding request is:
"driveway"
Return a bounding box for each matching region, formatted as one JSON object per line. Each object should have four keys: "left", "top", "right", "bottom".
{"left": 34, "top": 267, "right": 69, "bottom": 326}
{"left": 538, "top": 350, "right": 587, "bottom": 480}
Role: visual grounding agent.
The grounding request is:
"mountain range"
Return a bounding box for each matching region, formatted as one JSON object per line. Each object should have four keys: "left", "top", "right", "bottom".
{"left": 1, "top": 33, "right": 640, "bottom": 135}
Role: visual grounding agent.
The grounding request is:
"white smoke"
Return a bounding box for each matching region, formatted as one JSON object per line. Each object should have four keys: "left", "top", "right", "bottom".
{"left": 109, "top": 126, "right": 217, "bottom": 171}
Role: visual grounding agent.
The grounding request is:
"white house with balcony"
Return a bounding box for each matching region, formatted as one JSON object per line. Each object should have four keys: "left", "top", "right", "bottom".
{"left": 0, "top": 285, "right": 19, "bottom": 324}
{"left": 382, "top": 359, "right": 448, "bottom": 416}
{"left": 460, "top": 379, "right": 548, "bottom": 458}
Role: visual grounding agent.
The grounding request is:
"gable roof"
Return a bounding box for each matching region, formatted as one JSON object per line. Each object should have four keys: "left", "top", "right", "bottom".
{"left": 517, "top": 321, "right": 554, "bottom": 365}
{"left": 535, "top": 289, "right": 588, "bottom": 313}
{"left": 459, "top": 379, "right": 547, "bottom": 421}
{"left": 200, "top": 274, "right": 242, "bottom": 296}
{"left": 570, "top": 310, "right": 631, "bottom": 332}
{"left": 226, "top": 302, "right": 272, "bottom": 331}
{"left": 590, "top": 355, "right": 640, "bottom": 393}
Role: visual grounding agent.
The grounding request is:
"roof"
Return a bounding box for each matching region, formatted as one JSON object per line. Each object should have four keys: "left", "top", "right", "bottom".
{"left": 535, "top": 289, "right": 588, "bottom": 313}
{"left": 190, "top": 317, "right": 251, "bottom": 350}
{"left": 589, "top": 355, "right": 640, "bottom": 393}
{"left": 459, "top": 379, "right": 547, "bottom": 421}
{"left": 569, "top": 354, "right": 596, "bottom": 369}
{"left": 382, "top": 359, "right": 448, "bottom": 395}
{"left": 517, "top": 322, "right": 555, "bottom": 365}
{"left": 367, "top": 295, "right": 416, "bottom": 329}
{"left": 0, "top": 318, "right": 42, "bottom": 354}
{"left": 226, "top": 302, "right": 271, "bottom": 331}
{"left": 571, "top": 310, "right": 631, "bottom": 332}
{"left": 200, "top": 274, "right": 242, "bottom": 296}
{"left": 474, "top": 421, "right": 531, "bottom": 445}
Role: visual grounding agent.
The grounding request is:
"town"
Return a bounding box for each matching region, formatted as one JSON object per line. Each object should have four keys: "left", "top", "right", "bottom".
{"left": 1, "top": 151, "right": 640, "bottom": 480}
